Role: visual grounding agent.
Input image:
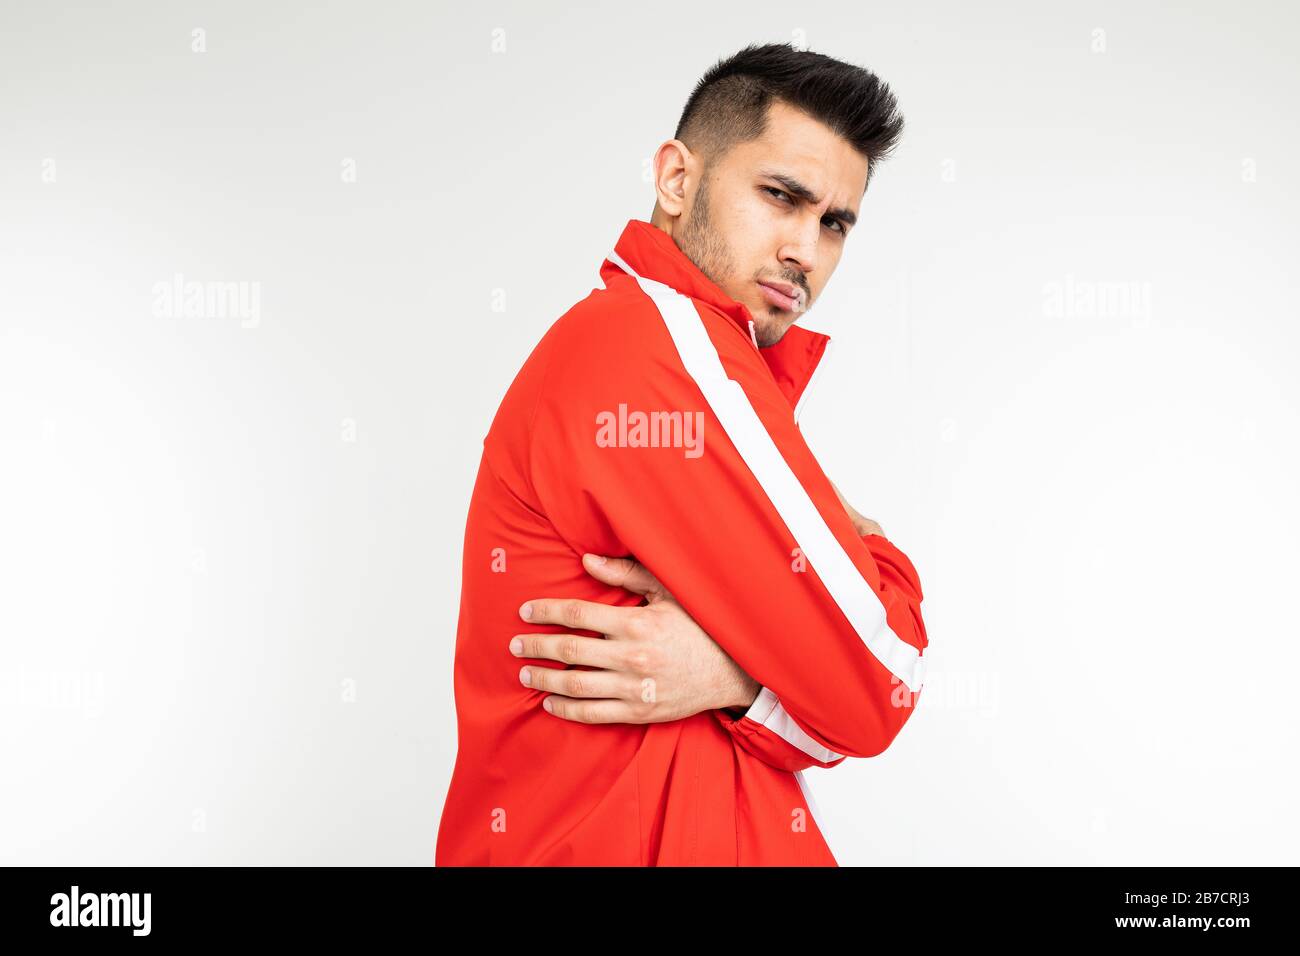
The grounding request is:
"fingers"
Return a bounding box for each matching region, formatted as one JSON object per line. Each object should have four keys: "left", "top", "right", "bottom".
{"left": 510, "top": 632, "right": 623, "bottom": 670}
{"left": 516, "top": 662, "right": 637, "bottom": 702}
{"left": 519, "top": 596, "right": 632, "bottom": 636}
{"left": 538, "top": 695, "right": 646, "bottom": 724}
{"left": 581, "top": 553, "right": 665, "bottom": 599}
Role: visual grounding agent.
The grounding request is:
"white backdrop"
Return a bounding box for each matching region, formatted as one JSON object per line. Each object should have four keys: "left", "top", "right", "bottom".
{"left": 1, "top": 0, "right": 1296, "bottom": 865}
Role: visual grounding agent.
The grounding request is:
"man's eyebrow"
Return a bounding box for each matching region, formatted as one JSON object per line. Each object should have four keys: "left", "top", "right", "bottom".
{"left": 759, "top": 169, "right": 858, "bottom": 228}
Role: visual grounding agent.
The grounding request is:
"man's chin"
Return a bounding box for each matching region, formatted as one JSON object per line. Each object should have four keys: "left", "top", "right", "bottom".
{"left": 754, "top": 318, "right": 795, "bottom": 347}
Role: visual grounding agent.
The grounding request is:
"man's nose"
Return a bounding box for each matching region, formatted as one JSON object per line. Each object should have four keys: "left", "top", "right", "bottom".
{"left": 778, "top": 221, "right": 819, "bottom": 279}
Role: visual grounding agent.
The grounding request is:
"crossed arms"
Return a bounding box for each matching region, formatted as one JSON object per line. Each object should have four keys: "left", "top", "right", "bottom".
{"left": 509, "top": 480, "right": 926, "bottom": 771}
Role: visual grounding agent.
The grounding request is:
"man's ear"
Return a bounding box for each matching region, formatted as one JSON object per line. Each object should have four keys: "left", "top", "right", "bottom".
{"left": 652, "top": 139, "right": 692, "bottom": 219}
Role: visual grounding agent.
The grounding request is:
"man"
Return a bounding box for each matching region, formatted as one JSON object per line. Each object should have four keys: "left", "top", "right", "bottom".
{"left": 436, "top": 42, "right": 929, "bottom": 866}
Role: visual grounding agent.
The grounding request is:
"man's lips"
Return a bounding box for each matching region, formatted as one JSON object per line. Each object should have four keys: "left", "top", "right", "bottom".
{"left": 757, "top": 280, "right": 803, "bottom": 312}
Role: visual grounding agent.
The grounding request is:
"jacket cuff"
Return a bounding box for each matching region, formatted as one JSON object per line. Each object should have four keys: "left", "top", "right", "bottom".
{"left": 720, "top": 686, "right": 847, "bottom": 767}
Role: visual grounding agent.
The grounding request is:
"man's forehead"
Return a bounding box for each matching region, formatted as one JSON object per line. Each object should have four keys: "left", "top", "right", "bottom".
{"left": 733, "top": 111, "right": 869, "bottom": 208}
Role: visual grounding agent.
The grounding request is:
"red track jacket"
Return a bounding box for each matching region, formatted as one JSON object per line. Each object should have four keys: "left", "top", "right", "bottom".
{"left": 435, "top": 218, "right": 929, "bottom": 866}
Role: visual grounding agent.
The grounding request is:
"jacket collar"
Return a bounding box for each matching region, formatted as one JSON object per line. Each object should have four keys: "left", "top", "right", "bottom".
{"left": 599, "top": 218, "right": 832, "bottom": 418}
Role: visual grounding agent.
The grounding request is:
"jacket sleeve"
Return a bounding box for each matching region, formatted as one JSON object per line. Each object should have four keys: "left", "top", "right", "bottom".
{"left": 525, "top": 293, "right": 929, "bottom": 768}
{"left": 712, "top": 531, "right": 927, "bottom": 771}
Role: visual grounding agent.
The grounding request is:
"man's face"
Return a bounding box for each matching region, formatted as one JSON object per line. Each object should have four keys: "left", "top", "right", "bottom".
{"left": 671, "top": 99, "right": 870, "bottom": 346}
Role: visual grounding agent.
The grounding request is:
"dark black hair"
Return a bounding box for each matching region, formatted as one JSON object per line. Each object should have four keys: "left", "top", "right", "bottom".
{"left": 674, "top": 42, "right": 904, "bottom": 187}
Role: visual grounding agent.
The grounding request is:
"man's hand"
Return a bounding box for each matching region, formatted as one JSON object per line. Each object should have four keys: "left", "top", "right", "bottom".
{"left": 831, "top": 480, "right": 884, "bottom": 537}
{"left": 510, "top": 554, "right": 760, "bottom": 725}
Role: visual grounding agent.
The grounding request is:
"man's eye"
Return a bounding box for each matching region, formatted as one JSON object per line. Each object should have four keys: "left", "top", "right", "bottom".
{"left": 823, "top": 218, "right": 845, "bottom": 235}
{"left": 763, "top": 186, "right": 792, "bottom": 203}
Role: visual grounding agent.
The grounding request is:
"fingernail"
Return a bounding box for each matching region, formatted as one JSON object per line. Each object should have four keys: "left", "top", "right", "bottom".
{"left": 542, "top": 696, "right": 553, "bottom": 713}
{"left": 519, "top": 602, "right": 532, "bottom": 620}
{"left": 509, "top": 637, "right": 523, "bottom": 655}
{"left": 590, "top": 554, "right": 606, "bottom": 565}
{"left": 519, "top": 667, "right": 531, "bottom": 686}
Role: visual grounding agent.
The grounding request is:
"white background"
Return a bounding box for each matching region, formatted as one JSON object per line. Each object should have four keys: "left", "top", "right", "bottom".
{"left": 1, "top": 0, "right": 1296, "bottom": 865}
